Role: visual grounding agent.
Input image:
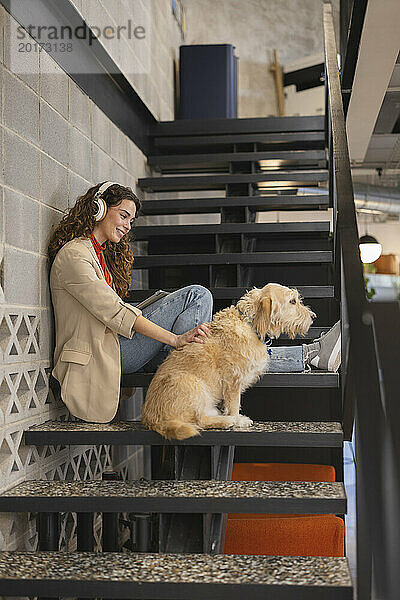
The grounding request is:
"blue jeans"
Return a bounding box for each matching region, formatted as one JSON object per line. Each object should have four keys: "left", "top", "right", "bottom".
{"left": 119, "top": 285, "right": 305, "bottom": 374}
{"left": 266, "top": 344, "right": 305, "bottom": 373}
{"left": 119, "top": 285, "right": 213, "bottom": 373}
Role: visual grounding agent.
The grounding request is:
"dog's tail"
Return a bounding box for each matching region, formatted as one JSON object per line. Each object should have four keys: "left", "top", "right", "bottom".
{"left": 155, "top": 420, "right": 200, "bottom": 441}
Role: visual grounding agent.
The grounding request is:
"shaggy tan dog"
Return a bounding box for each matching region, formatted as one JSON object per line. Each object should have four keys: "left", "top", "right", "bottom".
{"left": 142, "top": 283, "right": 316, "bottom": 440}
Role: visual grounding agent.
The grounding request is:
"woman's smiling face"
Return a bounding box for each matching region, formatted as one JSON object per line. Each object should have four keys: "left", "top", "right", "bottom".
{"left": 93, "top": 198, "right": 136, "bottom": 245}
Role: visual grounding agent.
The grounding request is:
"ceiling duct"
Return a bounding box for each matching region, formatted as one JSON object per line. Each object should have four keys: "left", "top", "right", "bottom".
{"left": 352, "top": 183, "right": 400, "bottom": 215}
{"left": 298, "top": 184, "right": 400, "bottom": 215}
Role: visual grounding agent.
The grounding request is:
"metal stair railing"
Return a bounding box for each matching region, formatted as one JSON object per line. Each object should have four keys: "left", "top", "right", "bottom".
{"left": 323, "top": 3, "right": 400, "bottom": 600}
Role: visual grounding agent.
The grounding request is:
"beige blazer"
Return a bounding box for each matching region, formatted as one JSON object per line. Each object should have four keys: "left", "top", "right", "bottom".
{"left": 50, "top": 236, "right": 142, "bottom": 423}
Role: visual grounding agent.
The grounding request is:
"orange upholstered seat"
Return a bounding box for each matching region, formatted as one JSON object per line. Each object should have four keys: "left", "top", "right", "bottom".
{"left": 224, "top": 462, "right": 344, "bottom": 557}
{"left": 224, "top": 514, "right": 344, "bottom": 556}
{"left": 232, "top": 462, "right": 336, "bottom": 482}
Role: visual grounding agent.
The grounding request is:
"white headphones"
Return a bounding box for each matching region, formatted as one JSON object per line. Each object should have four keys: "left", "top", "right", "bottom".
{"left": 93, "top": 181, "right": 120, "bottom": 221}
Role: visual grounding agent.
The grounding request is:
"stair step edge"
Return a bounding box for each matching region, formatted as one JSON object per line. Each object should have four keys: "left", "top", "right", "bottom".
{"left": 0, "top": 552, "right": 354, "bottom": 599}
{"left": 128, "top": 287, "right": 335, "bottom": 300}
{"left": 0, "top": 481, "right": 347, "bottom": 514}
{"left": 121, "top": 371, "right": 339, "bottom": 389}
{"left": 25, "top": 421, "right": 343, "bottom": 447}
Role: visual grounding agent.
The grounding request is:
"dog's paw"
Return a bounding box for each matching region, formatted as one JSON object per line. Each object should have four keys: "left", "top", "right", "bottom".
{"left": 234, "top": 414, "right": 253, "bottom": 429}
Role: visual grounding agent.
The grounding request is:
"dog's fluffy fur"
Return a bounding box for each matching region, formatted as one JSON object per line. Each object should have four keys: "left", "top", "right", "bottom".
{"left": 142, "top": 283, "right": 316, "bottom": 440}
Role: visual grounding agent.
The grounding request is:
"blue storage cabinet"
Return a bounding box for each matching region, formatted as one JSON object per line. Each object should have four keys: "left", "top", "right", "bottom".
{"left": 179, "top": 44, "right": 238, "bottom": 119}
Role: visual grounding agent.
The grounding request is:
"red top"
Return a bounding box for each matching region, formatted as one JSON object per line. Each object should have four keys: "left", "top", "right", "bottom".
{"left": 90, "top": 234, "right": 113, "bottom": 288}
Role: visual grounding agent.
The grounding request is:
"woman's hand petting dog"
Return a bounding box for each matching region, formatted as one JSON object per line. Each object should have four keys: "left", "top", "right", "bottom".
{"left": 175, "top": 323, "right": 211, "bottom": 349}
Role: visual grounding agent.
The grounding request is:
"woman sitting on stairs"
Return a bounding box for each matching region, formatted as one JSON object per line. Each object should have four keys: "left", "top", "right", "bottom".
{"left": 48, "top": 181, "right": 341, "bottom": 423}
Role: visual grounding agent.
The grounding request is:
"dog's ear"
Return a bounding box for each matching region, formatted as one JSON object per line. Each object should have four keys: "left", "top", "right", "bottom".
{"left": 253, "top": 295, "right": 272, "bottom": 339}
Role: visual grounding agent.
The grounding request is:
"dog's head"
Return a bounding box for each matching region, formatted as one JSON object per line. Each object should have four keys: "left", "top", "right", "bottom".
{"left": 236, "top": 283, "right": 316, "bottom": 340}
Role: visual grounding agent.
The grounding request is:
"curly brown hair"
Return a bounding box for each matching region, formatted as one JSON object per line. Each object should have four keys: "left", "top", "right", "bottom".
{"left": 48, "top": 182, "right": 142, "bottom": 298}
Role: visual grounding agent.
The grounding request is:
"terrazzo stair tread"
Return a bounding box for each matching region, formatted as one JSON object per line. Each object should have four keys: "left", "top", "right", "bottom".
{"left": 140, "top": 194, "right": 330, "bottom": 215}
{"left": 121, "top": 371, "right": 339, "bottom": 389}
{"left": 133, "top": 251, "right": 333, "bottom": 268}
{"left": 153, "top": 131, "right": 326, "bottom": 151}
{"left": 153, "top": 115, "right": 325, "bottom": 136}
{"left": 148, "top": 149, "right": 327, "bottom": 171}
{"left": 0, "top": 480, "right": 347, "bottom": 514}
{"left": 138, "top": 170, "right": 328, "bottom": 192}
{"left": 0, "top": 552, "right": 353, "bottom": 599}
{"left": 127, "top": 286, "right": 335, "bottom": 301}
{"left": 134, "top": 222, "right": 331, "bottom": 240}
{"left": 25, "top": 421, "right": 343, "bottom": 447}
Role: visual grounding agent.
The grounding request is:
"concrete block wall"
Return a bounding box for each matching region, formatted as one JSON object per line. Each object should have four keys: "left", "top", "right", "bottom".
{"left": 0, "top": 0, "right": 179, "bottom": 551}
{"left": 70, "top": 0, "right": 182, "bottom": 121}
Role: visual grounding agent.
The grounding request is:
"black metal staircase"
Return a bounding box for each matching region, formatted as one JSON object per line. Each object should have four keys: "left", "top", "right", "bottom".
{"left": 0, "top": 4, "right": 359, "bottom": 599}
{"left": 0, "top": 126, "right": 349, "bottom": 594}
{"left": 2, "top": 415, "right": 350, "bottom": 597}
